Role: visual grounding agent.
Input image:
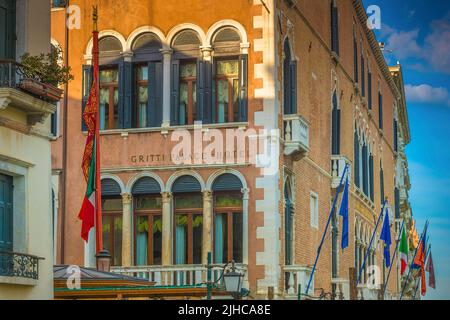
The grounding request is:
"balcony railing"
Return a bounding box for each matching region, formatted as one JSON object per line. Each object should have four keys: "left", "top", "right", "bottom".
{"left": 357, "top": 284, "right": 382, "bottom": 300}
{"left": 283, "top": 265, "right": 313, "bottom": 298}
{"left": 110, "top": 263, "right": 247, "bottom": 287}
{"left": 0, "top": 59, "right": 62, "bottom": 103}
{"left": 0, "top": 251, "right": 44, "bottom": 280}
{"left": 331, "top": 155, "right": 351, "bottom": 188}
{"left": 283, "top": 114, "right": 310, "bottom": 156}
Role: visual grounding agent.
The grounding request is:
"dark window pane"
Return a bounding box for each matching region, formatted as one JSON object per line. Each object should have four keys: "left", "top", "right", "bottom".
{"left": 192, "top": 214, "right": 203, "bottom": 264}
{"left": 114, "top": 216, "right": 122, "bottom": 266}
{"left": 214, "top": 213, "right": 228, "bottom": 264}
{"left": 233, "top": 213, "right": 243, "bottom": 263}
{"left": 135, "top": 195, "right": 162, "bottom": 210}
{"left": 153, "top": 215, "right": 162, "bottom": 265}
{"left": 101, "top": 198, "right": 122, "bottom": 211}
{"left": 175, "top": 195, "right": 202, "bottom": 209}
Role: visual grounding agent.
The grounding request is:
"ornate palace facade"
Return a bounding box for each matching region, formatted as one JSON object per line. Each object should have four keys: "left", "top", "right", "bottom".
{"left": 51, "top": 0, "right": 413, "bottom": 299}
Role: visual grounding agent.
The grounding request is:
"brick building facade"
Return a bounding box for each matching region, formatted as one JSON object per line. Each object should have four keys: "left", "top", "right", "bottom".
{"left": 50, "top": 0, "right": 412, "bottom": 299}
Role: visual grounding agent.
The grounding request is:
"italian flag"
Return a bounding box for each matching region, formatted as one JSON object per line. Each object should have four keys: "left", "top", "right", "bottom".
{"left": 399, "top": 225, "right": 409, "bottom": 275}
{"left": 78, "top": 139, "right": 96, "bottom": 242}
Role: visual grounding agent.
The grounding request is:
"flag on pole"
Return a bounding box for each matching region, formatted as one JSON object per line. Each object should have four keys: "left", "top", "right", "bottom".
{"left": 338, "top": 176, "right": 349, "bottom": 250}
{"left": 413, "top": 225, "right": 427, "bottom": 296}
{"left": 399, "top": 225, "right": 409, "bottom": 275}
{"left": 78, "top": 7, "right": 102, "bottom": 252}
{"left": 426, "top": 249, "right": 436, "bottom": 289}
{"left": 380, "top": 208, "right": 392, "bottom": 267}
{"left": 410, "top": 220, "right": 419, "bottom": 250}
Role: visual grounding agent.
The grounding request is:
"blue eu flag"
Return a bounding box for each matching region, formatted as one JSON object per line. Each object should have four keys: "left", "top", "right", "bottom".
{"left": 380, "top": 209, "right": 392, "bottom": 267}
{"left": 338, "top": 176, "right": 349, "bottom": 249}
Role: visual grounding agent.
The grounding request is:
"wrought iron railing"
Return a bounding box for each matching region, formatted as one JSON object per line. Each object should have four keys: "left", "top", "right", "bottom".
{"left": 0, "top": 251, "right": 44, "bottom": 280}
{"left": 0, "top": 59, "right": 38, "bottom": 88}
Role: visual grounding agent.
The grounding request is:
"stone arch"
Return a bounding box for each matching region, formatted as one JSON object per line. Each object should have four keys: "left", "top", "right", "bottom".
{"left": 166, "top": 170, "right": 206, "bottom": 192}
{"left": 100, "top": 174, "right": 126, "bottom": 194}
{"left": 206, "top": 19, "right": 249, "bottom": 52}
{"left": 167, "top": 23, "right": 207, "bottom": 48}
{"left": 125, "top": 26, "right": 167, "bottom": 51}
{"left": 126, "top": 172, "right": 165, "bottom": 194}
{"left": 206, "top": 169, "right": 248, "bottom": 192}
{"left": 85, "top": 30, "right": 127, "bottom": 59}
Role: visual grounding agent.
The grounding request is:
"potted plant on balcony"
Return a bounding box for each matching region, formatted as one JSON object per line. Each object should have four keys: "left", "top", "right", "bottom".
{"left": 19, "top": 46, "right": 73, "bottom": 102}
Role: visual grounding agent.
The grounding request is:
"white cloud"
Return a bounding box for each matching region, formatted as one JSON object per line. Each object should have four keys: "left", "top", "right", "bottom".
{"left": 405, "top": 84, "right": 450, "bottom": 106}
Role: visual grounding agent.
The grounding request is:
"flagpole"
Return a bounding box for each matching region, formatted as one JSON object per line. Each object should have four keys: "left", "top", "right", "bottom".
{"left": 382, "top": 220, "right": 405, "bottom": 297}
{"left": 413, "top": 243, "right": 430, "bottom": 299}
{"left": 305, "top": 164, "right": 348, "bottom": 295}
{"left": 93, "top": 6, "right": 103, "bottom": 254}
{"left": 357, "top": 199, "right": 387, "bottom": 284}
{"left": 399, "top": 220, "right": 429, "bottom": 300}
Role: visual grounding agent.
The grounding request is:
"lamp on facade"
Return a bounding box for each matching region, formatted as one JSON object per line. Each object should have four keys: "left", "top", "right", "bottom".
{"left": 223, "top": 261, "right": 244, "bottom": 298}
{"left": 95, "top": 249, "right": 112, "bottom": 272}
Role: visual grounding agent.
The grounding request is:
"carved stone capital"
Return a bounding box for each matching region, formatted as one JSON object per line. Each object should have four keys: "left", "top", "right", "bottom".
{"left": 161, "top": 191, "right": 172, "bottom": 203}
{"left": 202, "top": 190, "right": 212, "bottom": 201}
{"left": 0, "top": 97, "right": 12, "bottom": 110}
{"left": 121, "top": 193, "right": 132, "bottom": 205}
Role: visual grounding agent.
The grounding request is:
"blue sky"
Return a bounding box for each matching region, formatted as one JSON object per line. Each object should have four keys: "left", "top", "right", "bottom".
{"left": 362, "top": 0, "right": 450, "bottom": 299}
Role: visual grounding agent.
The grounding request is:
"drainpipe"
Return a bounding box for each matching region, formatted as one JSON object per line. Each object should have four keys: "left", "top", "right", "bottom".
{"left": 60, "top": 0, "right": 70, "bottom": 264}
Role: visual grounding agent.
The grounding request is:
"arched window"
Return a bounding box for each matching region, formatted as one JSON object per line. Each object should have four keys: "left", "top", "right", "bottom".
{"left": 331, "top": 90, "right": 340, "bottom": 155}
{"left": 132, "top": 33, "right": 163, "bottom": 128}
{"left": 98, "top": 36, "right": 123, "bottom": 130}
{"left": 212, "top": 174, "right": 243, "bottom": 264}
{"left": 354, "top": 125, "right": 360, "bottom": 187}
{"left": 172, "top": 176, "right": 203, "bottom": 265}
{"left": 284, "top": 179, "right": 293, "bottom": 266}
{"left": 283, "top": 39, "right": 297, "bottom": 115}
{"left": 171, "top": 30, "right": 201, "bottom": 125}
{"left": 211, "top": 28, "right": 247, "bottom": 124}
{"left": 101, "top": 178, "right": 123, "bottom": 266}
{"left": 132, "top": 177, "right": 162, "bottom": 266}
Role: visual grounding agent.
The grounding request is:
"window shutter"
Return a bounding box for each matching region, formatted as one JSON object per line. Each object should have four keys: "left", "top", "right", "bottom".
{"left": 172, "top": 175, "right": 201, "bottom": 193}
{"left": 331, "top": 3, "right": 339, "bottom": 55}
{"left": 196, "top": 59, "right": 205, "bottom": 122}
{"left": 368, "top": 72, "right": 372, "bottom": 109}
{"left": 122, "top": 61, "right": 133, "bottom": 129}
{"left": 204, "top": 60, "right": 214, "bottom": 124}
{"left": 362, "top": 144, "right": 368, "bottom": 196}
{"left": 380, "top": 167, "right": 385, "bottom": 204}
{"left": 117, "top": 61, "right": 125, "bottom": 129}
{"left": 394, "top": 119, "right": 398, "bottom": 152}
{"left": 354, "top": 130, "right": 360, "bottom": 187}
{"left": 332, "top": 92, "right": 340, "bottom": 155}
{"left": 81, "top": 64, "right": 93, "bottom": 131}
{"left": 132, "top": 177, "right": 161, "bottom": 195}
{"left": 394, "top": 187, "right": 400, "bottom": 219}
{"left": 148, "top": 61, "right": 163, "bottom": 127}
{"left": 101, "top": 178, "right": 122, "bottom": 197}
{"left": 369, "top": 154, "right": 374, "bottom": 201}
{"left": 212, "top": 174, "right": 243, "bottom": 192}
{"left": 289, "top": 60, "right": 297, "bottom": 115}
{"left": 238, "top": 54, "right": 248, "bottom": 122}
{"left": 378, "top": 92, "right": 383, "bottom": 129}
{"left": 0, "top": 174, "right": 13, "bottom": 253}
{"left": 0, "top": 0, "right": 16, "bottom": 59}
{"left": 353, "top": 37, "right": 358, "bottom": 83}
{"left": 170, "top": 59, "right": 180, "bottom": 125}
{"left": 361, "top": 55, "right": 365, "bottom": 97}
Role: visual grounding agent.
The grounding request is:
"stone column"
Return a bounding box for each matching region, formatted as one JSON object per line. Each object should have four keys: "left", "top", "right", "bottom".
{"left": 121, "top": 193, "right": 132, "bottom": 267}
{"left": 202, "top": 190, "right": 213, "bottom": 265}
{"left": 242, "top": 188, "right": 250, "bottom": 289}
{"left": 161, "top": 192, "right": 172, "bottom": 265}
{"left": 160, "top": 48, "right": 173, "bottom": 129}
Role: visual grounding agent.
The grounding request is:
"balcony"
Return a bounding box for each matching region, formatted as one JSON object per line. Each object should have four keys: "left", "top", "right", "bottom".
{"left": 331, "top": 155, "right": 351, "bottom": 188}
{"left": 357, "top": 284, "right": 382, "bottom": 300}
{"left": 111, "top": 263, "right": 248, "bottom": 287}
{"left": 283, "top": 114, "right": 310, "bottom": 156}
{"left": 331, "top": 278, "right": 350, "bottom": 300}
{"left": 0, "top": 251, "right": 44, "bottom": 285}
{"left": 0, "top": 60, "right": 57, "bottom": 126}
{"left": 283, "top": 265, "right": 313, "bottom": 299}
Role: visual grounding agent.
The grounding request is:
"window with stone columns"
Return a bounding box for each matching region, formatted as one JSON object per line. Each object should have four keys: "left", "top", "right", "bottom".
{"left": 172, "top": 175, "right": 203, "bottom": 265}
{"left": 170, "top": 30, "right": 201, "bottom": 125}
{"left": 132, "top": 177, "right": 163, "bottom": 266}
{"left": 212, "top": 173, "right": 243, "bottom": 264}
{"left": 211, "top": 27, "right": 248, "bottom": 123}
{"left": 101, "top": 178, "right": 123, "bottom": 266}
{"left": 131, "top": 32, "right": 163, "bottom": 128}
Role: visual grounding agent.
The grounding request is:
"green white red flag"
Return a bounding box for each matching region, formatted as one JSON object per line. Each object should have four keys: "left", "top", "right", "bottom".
{"left": 78, "top": 11, "right": 102, "bottom": 252}
{"left": 399, "top": 224, "right": 409, "bottom": 276}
